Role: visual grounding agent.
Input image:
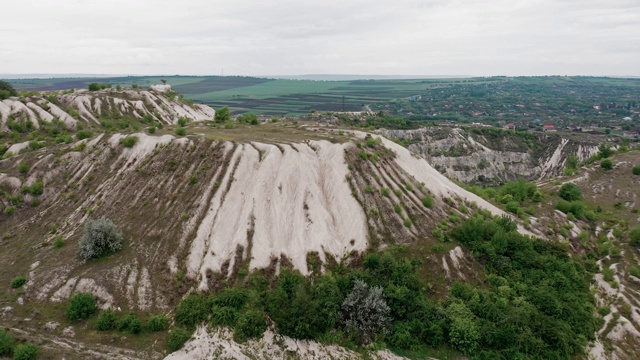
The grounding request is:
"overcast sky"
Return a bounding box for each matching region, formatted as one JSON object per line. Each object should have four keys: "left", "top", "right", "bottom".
{"left": 2, "top": 0, "right": 639, "bottom": 77}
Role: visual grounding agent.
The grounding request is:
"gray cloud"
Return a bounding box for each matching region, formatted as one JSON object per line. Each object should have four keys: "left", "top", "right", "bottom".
{"left": 2, "top": 0, "right": 639, "bottom": 76}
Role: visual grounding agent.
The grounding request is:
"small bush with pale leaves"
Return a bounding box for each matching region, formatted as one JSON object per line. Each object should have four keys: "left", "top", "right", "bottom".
{"left": 341, "top": 279, "right": 390, "bottom": 344}
{"left": 79, "top": 217, "right": 123, "bottom": 260}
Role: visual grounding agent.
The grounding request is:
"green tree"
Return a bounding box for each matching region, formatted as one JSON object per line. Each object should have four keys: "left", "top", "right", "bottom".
{"left": 558, "top": 183, "right": 582, "bottom": 201}
{"left": 215, "top": 107, "right": 231, "bottom": 123}
{"left": 66, "top": 292, "right": 97, "bottom": 321}
{"left": 341, "top": 279, "right": 390, "bottom": 344}
{"left": 0, "top": 80, "right": 18, "bottom": 100}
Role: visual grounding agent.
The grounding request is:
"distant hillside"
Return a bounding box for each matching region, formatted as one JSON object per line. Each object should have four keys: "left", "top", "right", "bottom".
{"left": 0, "top": 85, "right": 214, "bottom": 133}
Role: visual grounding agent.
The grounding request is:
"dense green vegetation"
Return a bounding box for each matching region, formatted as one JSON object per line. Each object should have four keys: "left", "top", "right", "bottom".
{"left": 465, "top": 180, "right": 541, "bottom": 217}
{"left": 0, "top": 80, "right": 18, "bottom": 100}
{"left": 167, "top": 212, "right": 597, "bottom": 358}
{"left": 66, "top": 292, "right": 97, "bottom": 321}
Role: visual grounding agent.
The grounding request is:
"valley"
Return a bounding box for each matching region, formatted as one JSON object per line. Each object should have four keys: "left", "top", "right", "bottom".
{"left": 0, "top": 82, "right": 639, "bottom": 359}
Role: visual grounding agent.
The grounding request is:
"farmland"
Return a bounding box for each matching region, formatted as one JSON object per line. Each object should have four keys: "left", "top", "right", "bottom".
{"left": 8, "top": 75, "right": 500, "bottom": 115}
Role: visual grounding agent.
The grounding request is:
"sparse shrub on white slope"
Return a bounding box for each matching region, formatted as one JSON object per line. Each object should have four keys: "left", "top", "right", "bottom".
{"left": 341, "top": 279, "right": 390, "bottom": 344}
{"left": 79, "top": 217, "right": 123, "bottom": 260}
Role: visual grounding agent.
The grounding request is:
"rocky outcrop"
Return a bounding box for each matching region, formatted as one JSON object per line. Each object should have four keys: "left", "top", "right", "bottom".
{"left": 382, "top": 127, "right": 599, "bottom": 184}
{"left": 0, "top": 86, "right": 215, "bottom": 131}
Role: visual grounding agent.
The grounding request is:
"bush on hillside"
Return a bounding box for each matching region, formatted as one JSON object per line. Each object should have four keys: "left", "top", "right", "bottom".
{"left": 79, "top": 217, "right": 123, "bottom": 260}
{"left": 11, "top": 276, "right": 27, "bottom": 289}
{"left": 167, "top": 328, "right": 191, "bottom": 352}
{"left": 119, "top": 136, "right": 138, "bottom": 148}
{"left": 147, "top": 314, "right": 169, "bottom": 332}
{"left": 597, "top": 143, "right": 614, "bottom": 158}
{"left": 342, "top": 279, "right": 391, "bottom": 344}
{"left": 234, "top": 310, "right": 267, "bottom": 341}
{"left": 601, "top": 159, "right": 613, "bottom": 170}
{"left": 0, "top": 329, "right": 15, "bottom": 356}
{"left": 116, "top": 313, "right": 142, "bottom": 334}
{"left": 630, "top": 227, "right": 640, "bottom": 247}
{"left": 88, "top": 83, "right": 111, "bottom": 91}
{"left": 66, "top": 292, "right": 97, "bottom": 321}
{"left": 236, "top": 113, "right": 258, "bottom": 124}
{"left": 96, "top": 309, "right": 117, "bottom": 331}
{"left": 175, "top": 295, "right": 209, "bottom": 328}
{"left": 76, "top": 130, "right": 93, "bottom": 140}
{"left": 215, "top": 107, "right": 231, "bottom": 123}
{"left": 633, "top": 166, "right": 640, "bottom": 175}
{"left": 558, "top": 183, "right": 583, "bottom": 201}
{"left": 12, "top": 342, "right": 39, "bottom": 360}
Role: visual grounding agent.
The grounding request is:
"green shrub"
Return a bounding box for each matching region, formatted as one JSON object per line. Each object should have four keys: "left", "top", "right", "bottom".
{"left": 600, "top": 159, "right": 613, "bottom": 170}
{"left": 4, "top": 206, "right": 16, "bottom": 216}
{"left": 78, "top": 217, "right": 123, "bottom": 260}
{"left": 235, "top": 310, "right": 267, "bottom": 341}
{"left": 21, "top": 181, "right": 43, "bottom": 196}
{"left": 211, "top": 288, "right": 249, "bottom": 310}
{"left": 381, "top": 188, "right": 391, "bottom": 197}
{"left": 12, "top": 342, "right": 39, "bottom": 360}
{"left": 17, "top": 161, "right": 29, "bottom": 174}
{"left": 558, "top": 183, "right": 582, "bottom": 201}
{"left": 215, "top": 107, "right": 231, "bottom": 123}
{"left": 96, "top": 309, "right": 117, "bottom": 331}
{"left": 0, "top": 80, "right": 18, "bottom": 100}
{"left": 175, "top": 128, "right": 186, "bottom": 136}
{"left": 237, "top": 113, "right": 258, "bottom": 124}
{"left": 633, "top": 166, "right": 640, "bottom": 175}
{"left": 505, "top": 201, "right": 521, "bottom": 214}
{"left": 342, "top": 279, "right": 390, "bottom": 345}
{"left": 0, "top": 329, "right": 15, "bottom": 356}
{"left": 556, "top": 200, "right": 585, "bottom": 219}
{"left": 88, "top": 83, "right": 111, "bottom": 91}
{"left": 119, "top": 136, "right": 138, "bottom": 148}
{"left": 116, "top": 314, "right": 141, "bottom": 334}
{"left": 446, "top": 302, "right": 479, "bottom": 354}
{"left": 597, "top": 143, "right": 613, "bottom": 158}
{"left": 422, "top": 195, "right": 433, "bottom": 208}
{"left": 167, "top": 328, "right": 191, "bottom": 352}
{"left": 28, "top": 140, "right": 43, "bottom": 151}
{"left": 630, "top": 227, "right": 640, "bottom": 247}
{"left": 403, "top": 218, "right": 412, "bottom": 228}
{"left": 54, "top": 236, "right": 64, "bottom": 248}
{"left": 175, "top": 295, "right": 209, "bottom": 328}
{"left": 177, "top": 117, "right": 189, "bottom": 127}
{"left": 66, "top": 292, "right": 97, "bottom": 321}
{"left": 11, "top": 276, "right": 27, "bottom": 289}
{"left": 211, "top": 306, "right": 238, "bottom": 327}
{"left": 147, "top": 314, "right": 169, "bottom": 332}
{"left": 76, "top": 130, "right": 93, "bottom": 140}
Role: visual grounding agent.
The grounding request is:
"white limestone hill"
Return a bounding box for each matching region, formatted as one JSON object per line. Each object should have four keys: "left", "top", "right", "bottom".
{"left": 0, "top": 85, "right": 215, "bottom": 131}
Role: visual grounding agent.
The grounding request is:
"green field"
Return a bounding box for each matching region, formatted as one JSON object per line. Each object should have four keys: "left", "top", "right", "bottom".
{"left": 8, "top": 76, "right": 499, "bottom": 115}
